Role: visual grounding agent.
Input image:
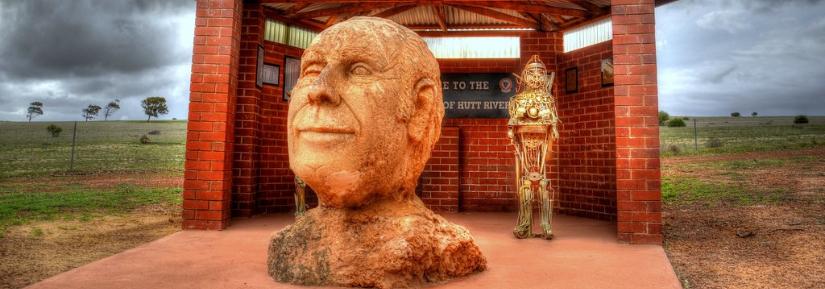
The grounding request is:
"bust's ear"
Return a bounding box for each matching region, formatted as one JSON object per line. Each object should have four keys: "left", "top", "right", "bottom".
{"left": 408, "top": 78, "right": 435, "bottom": 143}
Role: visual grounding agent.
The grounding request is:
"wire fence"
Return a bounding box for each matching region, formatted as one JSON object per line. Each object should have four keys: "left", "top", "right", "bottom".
{"left": 0, "top": 121, "right": 187, "bottom": 180}
{"left": 659, "top": 116, "right": 825, "bottom": 156}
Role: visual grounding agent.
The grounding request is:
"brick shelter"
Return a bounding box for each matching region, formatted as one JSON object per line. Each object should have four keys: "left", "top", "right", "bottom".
{"left": 183, "top": 0, "right": 670, "bottom": 244}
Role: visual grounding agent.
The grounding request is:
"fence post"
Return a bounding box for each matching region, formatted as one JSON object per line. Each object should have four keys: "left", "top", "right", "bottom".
{"left": 69, "top": 121, "right": 77, "bottom": 171}
{"left": 693, "top": 118, "right": 698, "bottom": 152}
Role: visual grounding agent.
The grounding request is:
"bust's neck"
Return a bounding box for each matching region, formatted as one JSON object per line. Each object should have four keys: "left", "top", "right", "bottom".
{"left": 317, "top": 193, "right": 428, "bottom": 221}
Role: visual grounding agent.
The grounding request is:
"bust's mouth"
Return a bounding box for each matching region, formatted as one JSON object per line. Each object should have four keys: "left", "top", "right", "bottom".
{"left": 296, "top": 126, "right": 356, "bottom": 144}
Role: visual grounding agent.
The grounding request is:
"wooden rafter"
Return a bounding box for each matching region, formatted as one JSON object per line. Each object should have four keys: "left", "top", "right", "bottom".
{"left": 433, "top": 5, "right": 447, "bottom": 32}
{"left": 284, "top": 3, "right": 311, "bottom": 15}
{"left": 372, "top": 4, "right": 416, "bottom": 18}
{"left": 539, "top": 14, "right": 559, "bottom": 31}
{"left": 446, "top": 1, "right": 589, "bottom": 17}
{"left": 449, "top": 4, "right": 537, "bottom": 29}
{"left": 568, "top": 0, "right": 602, "bottom": 13}
{"left": 291, "top": 3, "right": 396, "bottom": 19}
{"left": 407, "top": 23, "right": 525, "bottom": 30}
{"left": 522, "top": 12, "right": 558, "bottom": 32}
{"left": 324, "top": 15, "right": 339, "bottom": 27}
{"left": 263, "top": 7, "right": 325, "bottom": 31}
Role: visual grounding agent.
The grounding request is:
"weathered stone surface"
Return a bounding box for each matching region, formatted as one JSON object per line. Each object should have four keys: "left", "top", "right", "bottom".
{"left": 268, "top": 16, "right": 486, "bottom": 289}
{"left": 268, "top": 199, "right": 486, "bottom": 289}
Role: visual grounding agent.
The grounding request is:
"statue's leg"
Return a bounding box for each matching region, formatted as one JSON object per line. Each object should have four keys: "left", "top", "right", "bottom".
{"left": 540, "top": 179, "right": 553, "bottom": 239}
{"left": 294, "top": 176, "right": 306, "bottom": 217}
{"left": 513, "top": 179, "right": 533, "bottom": 239}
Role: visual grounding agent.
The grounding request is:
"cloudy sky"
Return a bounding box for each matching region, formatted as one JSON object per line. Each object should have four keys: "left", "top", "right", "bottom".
{"left": 0, "top": 0, "right": 195, "bottom": 121}
{"left": 0, "top": 0, "right": 823, "bottom": 121}
{"left": 656, "top": 0, "right": 825, "bottom": 116}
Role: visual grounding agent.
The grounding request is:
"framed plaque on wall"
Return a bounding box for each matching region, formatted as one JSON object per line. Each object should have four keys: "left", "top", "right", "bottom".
{"left": 565, "top": 67, "right": 578, "bottom": 94}
{"left": 284, "top": 56, "right": 301, "bottom": 101}
{"left": 256, "top": 45, "right": 264, "bottom": 88}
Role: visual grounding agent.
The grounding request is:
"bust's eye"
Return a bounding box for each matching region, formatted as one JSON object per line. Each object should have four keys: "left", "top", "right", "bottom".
{"left": 350, "top": 63, "right": 371, "bottom": 76}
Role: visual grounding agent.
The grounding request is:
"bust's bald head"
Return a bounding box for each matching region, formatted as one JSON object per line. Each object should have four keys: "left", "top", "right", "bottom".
{"left": 287, "top": 17, "right": 444, "bottom": 208}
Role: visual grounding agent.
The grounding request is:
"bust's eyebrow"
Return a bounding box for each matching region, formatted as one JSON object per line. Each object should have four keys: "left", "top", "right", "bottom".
{"left": 300, "top": 50, "right": 325, "bottom": 70}
{"left": 339, "top": 46, "right": 388, "bottom": 71}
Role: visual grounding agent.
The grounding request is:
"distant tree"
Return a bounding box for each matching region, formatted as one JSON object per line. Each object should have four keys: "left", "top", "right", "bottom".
{"left": 141, "top": 96, "right": 169, "bottom": 122}
{"left": 794, "top": 115, "right": 809, "bottom": 124}
{"left": 667, "top": 118, "right": 686, "bottom": 127}
{"left": 658, "top": 111, "right": 670, "bottom": 126}
{"left": 46, "top": 124, "right": 63, "bottom": 137}
{"left": 731, "top": 112, "right": 741, "bottom": 117}
{"left": 751, "top": 112, "right": 758, "bottom": 117}
{"left": 26, "top": 101, "right": 44, "bottom": 122}
{"left": 103, "top": 99, "right": 121, "bottom": 120}
{"left": 81, "top": 104, "right": 102, "bottom": 122}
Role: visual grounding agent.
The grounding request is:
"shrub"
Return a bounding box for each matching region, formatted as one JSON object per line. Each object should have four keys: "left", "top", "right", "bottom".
{"left": 793, "top": 115, "right": 809, "bottom": 124}
{"left": 667, "top": 144, "right": 681, "bottom": 155}
{"left": 658, "top": 111, "right": 670, "bottom": 126}
{"left": 667, "top": 118, "right": 687, "bottom": 127}
{"left": 683, "top": 116, "right": 690, "bottom": 120}
{"left": 706, "top": 137, "right": 723, "bottom": 148}
{"left": 731, "top": 112, "right": 741, "bottom": 117}
{"left": 751, "top": 112, "right": 758, "bottom": 117}
{"left": 46, "top": 124, "right": 62, "bottom": 138}
{"left": 147, "top": 130, "right": 161, "bottom": 135}
{"left": 140, "top": 135, "right": 151, "bottom": 144}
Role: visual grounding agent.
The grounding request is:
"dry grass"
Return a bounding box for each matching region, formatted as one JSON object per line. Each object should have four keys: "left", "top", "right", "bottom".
{"left": 663, "top": 148, "right": 825, "bottom": 289}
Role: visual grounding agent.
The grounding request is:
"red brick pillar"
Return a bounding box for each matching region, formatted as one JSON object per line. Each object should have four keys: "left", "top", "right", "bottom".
{"left": 232, "top": 2, "right": 264, "bottom": 218}
{"left": 611, "top": 0, "right": 662, "bottom": 244}
{"left": 183, "top": 0, "right": 243, "bottom": 230}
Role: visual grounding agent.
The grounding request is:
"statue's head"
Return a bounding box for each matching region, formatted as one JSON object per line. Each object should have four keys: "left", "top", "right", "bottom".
{"left": 521, "top": 55, "right": 547, "bottom": 91}
{"left": 287, "top": 17, "right": 443, "bottom": 208}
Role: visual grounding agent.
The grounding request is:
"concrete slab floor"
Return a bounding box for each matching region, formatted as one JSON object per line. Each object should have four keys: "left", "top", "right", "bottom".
{"left": 26, "top": 213, "right": 682, "bottom": 289}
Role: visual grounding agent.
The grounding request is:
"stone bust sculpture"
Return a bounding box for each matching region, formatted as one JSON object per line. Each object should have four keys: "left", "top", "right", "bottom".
{"left": 268, "top": 17, "right": 486, "bottom": 289}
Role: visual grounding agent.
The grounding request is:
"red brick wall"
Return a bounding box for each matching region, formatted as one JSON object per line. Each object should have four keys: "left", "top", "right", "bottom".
{"left": 253, "top": 41, "right": 305, "bottom": 214}
{"left": 183, "top": 0, "right": 243, "bottom": 230}
{"left": 231, "top": 1, "right": 263, "bottom": 218}
{"left": 557, "top": 41, "right": 617, "bottom": 220}
{"left": 612, "top": 0, "right": 662, "bottom": 244}
{"left": 432, "top": 32, "right": 565, "bottom": 212}
{"left": 416, "top": 127, "right": 460, "bottom": 212}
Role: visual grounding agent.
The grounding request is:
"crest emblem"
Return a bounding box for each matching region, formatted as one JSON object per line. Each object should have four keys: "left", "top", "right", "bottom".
{"left": 499, "top": 78, "right": 513, "bottom": 93}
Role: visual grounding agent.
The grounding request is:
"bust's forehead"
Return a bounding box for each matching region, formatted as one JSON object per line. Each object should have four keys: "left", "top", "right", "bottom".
{"left": 303, "top": 20, "right": 403, "bottom": 64}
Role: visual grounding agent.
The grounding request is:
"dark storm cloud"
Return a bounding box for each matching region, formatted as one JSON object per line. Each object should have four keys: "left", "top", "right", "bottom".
{"left": 0, "top": 0, "right": 194, "bottom": 121}
{"left": 656, "top": 0, "right": 825, "bottom": 116}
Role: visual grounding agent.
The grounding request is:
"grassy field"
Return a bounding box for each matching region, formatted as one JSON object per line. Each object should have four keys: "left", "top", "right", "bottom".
{"left": 0, "top": 121, "right": 186, "bottom": 179}
{"left": 659, "top": 116, "right": 825, "bottom": 289}
{"left": 659, "top": 116, "right": 825, "bottom": 156}
{"left": 0, "top": 121, "right": 186, "bottom": 288}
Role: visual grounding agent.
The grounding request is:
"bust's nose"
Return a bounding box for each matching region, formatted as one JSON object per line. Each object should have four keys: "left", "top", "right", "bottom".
{"left": 307, "top": 70, "right": 341, "bottom": 106}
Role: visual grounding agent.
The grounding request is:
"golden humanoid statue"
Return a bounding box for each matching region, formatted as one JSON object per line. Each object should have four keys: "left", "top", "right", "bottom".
{"left": 508, "top": 55, "right": 559, "bottom": 240}
{"left": 293, "top": 176, "right": 307, "bottom": 217}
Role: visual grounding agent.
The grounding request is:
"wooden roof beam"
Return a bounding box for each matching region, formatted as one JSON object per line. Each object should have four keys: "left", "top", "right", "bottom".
{"left": 445, "top": 1, "right": 589, "bottom": 17}
{"left": 291, "top": 3, "right": 397, "bottom": 19}
{"left": 434, "top": 5, "right": 448, "bottom": 32}
{"left": 449, "top": 4, "right": 538, "bottom": 29}
{"left": 523, "top": 12, "right": 559, "bottom": 32}
{"left": 372, "top": 4, "right": 416, "bottom": 18}
{"left": 567, "top": 1, "right": 602, "bottom": 13}
{"left": 284, "top": 3, "right": 311, "bottom": 15}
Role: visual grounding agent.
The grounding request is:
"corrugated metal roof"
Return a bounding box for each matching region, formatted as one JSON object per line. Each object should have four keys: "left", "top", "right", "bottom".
{"left": 263, "top": 1, "right": 611, "bottom": 32}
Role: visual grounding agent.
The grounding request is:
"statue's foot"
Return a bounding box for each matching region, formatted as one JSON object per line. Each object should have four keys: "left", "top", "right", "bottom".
{"left": 541, "top": 225, "right": 553, "bottom": 240}
{"left": 513, "top": 227, "right": 532, "bottom": 239}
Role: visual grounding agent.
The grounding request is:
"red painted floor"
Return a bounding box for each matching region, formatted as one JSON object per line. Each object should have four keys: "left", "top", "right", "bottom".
{"left": 26, "top": 213, "right": 682, "bottom": 289}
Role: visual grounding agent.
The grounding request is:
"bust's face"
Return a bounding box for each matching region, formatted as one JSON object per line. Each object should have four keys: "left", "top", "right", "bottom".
{"left": 287, "top": 23, "right": 412, "bottom": 208}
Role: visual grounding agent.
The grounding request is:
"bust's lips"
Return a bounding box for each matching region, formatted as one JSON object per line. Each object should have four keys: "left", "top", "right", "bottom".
{"left": 296, "top": 126, "right": 356, "bottom": 144}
